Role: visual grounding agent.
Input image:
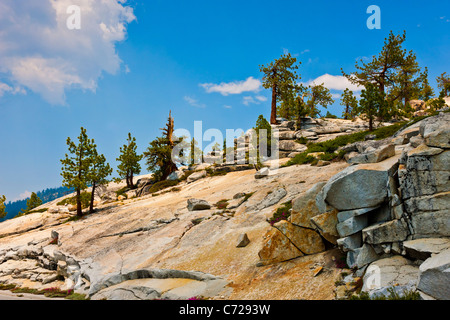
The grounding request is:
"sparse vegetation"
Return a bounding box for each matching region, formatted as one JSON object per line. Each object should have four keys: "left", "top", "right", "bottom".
{"left": 215, "top": 199, "right": 229, "bottom": 209}
{"left": 268, "top": 201, "right": 292, "bottom": 226}
{"left": 146, "top": 179, "right": 180, "bottom": 194}
{"left": 284, "top": 122, "right": 407, "bottom": 167}
{"left": 349, "top": 288, "right": 420, "bottom": 300}
{"left": 0, "top": 284, "right": 89, "bottom": 300}
{"left": 57, "top": 192, "right": 91, "bottom": 209}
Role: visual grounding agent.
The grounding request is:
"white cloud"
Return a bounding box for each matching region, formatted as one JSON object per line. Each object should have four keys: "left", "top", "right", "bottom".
{"left": 224, "top": 105, "right": 232, "bottom": 109}
{"left": 255, "top": 95, "right": 267, "bottom": 102}
{"left": 14, "top": 190, "right": 32, "bottom": 202}
{"left": 184, "top": 96, "right": 205, "bottom": 108}
{"left": 303, "top": 74, "right": 362, "bottom": 92}
{"left": 200, "top": 77, "right": 261, "bottom": 96}
{"left": 331, "top": 93, "right": 341, "bottom": 99}
{"left": 301, "top": 49, "right": 310, "bottom": 54}
{"left": 0, "top": 82, "right": 26, "bottom": 97}
{"left": 0, "top": 0, "right": 136, "bottom": 105}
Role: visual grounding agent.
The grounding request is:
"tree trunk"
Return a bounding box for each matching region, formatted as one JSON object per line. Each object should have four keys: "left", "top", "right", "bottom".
{"left": 344, "top": 105, "right": 349, "bottom": 120}
{"left": 270, "top": 83, "right": 278, "bottom": 125}
{"left": 76, "top": 188, "right": 82, "bottom": 217}
{"left": 369, "top": 117, "right": 373, "bottom": 132}
{"left": 130, "top": 172, "right": 134, "bottom": 188}
{"left": 89, "top": 182, "right": 96, "bottom": 214}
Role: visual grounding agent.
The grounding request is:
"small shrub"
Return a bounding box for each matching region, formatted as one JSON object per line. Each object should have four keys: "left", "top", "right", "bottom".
{"left": 268, "top": 202, "right": 292, "bottom": 226}
{"left": 206, "top": 167, "right": 228, "bottom": 177}
{"left": 318, "top": 152, "right": 339, "bottom": 162}
{"left": 57, "top": 192, "right": 91, "bottom": 209}
{"left": 296, "top": 137, "right": 309, "bottom": 144}
{"left": 242, "top": 192, "right": 255, "bottom": 202}
{"left": 215, "top": 200, "right": 229, "bottom": 209}
{"left": 115, "top": 187, "right": 129, "bottom": 199}
{"left": 285, "top": 152, "right": 316, "bottom": 166}
{"left": 350, "top": 288, "right": 420, "bottom": 300}
{"left": 147, "top": 179, "right": 180, "bottom": 194}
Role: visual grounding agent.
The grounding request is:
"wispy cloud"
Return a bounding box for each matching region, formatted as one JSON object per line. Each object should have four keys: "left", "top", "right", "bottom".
{"left": 303, "top": 74, "right": 362, "bottom": 92}
{"left": 0, "top": 82, "right": 26, "bottom": 97}
{"left": 242, "top": 95, "right": 268, "bottom": 106}
{"left": 200, "top": 77, "right": 261, "bottom": 96}
{"left": 184, "top": 96, "right": 205, "bottom": 108}
{"left": 13, "top": 190, "right": 32, "bottom": 202}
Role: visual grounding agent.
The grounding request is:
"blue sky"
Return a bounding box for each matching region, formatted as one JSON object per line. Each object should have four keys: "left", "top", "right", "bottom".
{"left": 0, "top": 0, "right": 449, "bottom": 202}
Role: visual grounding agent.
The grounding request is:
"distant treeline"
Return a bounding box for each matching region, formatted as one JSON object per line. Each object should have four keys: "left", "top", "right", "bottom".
{"left": 1, "top": 186, "right": 74, "bottom": 222}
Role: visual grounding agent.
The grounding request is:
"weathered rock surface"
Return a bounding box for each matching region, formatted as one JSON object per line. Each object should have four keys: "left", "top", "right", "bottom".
{"left": 362, "top": 219, "right": 409, "bottom": 245}
{"left": 362, "top": 256, "right": 419, "bottom": 298}
{"left": 404, "top": 238, "right": 450, "bottom": 260}
{"left": 320, "top": 156, "right": 399, "bottom": 211}
{"left": 347, "top": 144, "right": 395, "bottom": 164}
{"left": 291, "top": 182, "right": 327, "bottom": 229}
{"left": 187, "top": 170, "right": 207, "bottom": 183}
{"left": 417, "top": 248, "right": 450, "bottom": 300}
{"left": 187, "top": 199, "right": 211, "bottom": 211}
{"left": 273, "top": 221, "right": 325, "bottom": 255}
{"left": 310, "top": 209, "right": 339, "bottom": 244}
{"left": 255, "top": 167, "right": 269, "bottom": 179}
{"left": 337, "top": 215, "right": 369, "bottom": 238}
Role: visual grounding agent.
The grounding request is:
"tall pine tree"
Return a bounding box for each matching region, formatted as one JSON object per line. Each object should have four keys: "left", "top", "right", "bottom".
{"left": 88, "top": 147, "right": 112, "bottom": 213}
{"left": 341, "top": 88, "right": 358, "bottom": 120}
{"left": 144, "top": 111, "right": 178, "bottom": 182}
{"left": 357, "top": 83, "right": 385, "bottom": 131}
{"left": 260, "top": 53, "right": 302, "bottom": 124}
{"left": 116, "top": 133, "right": 143, "bottom": 189}
{"left": 60, "top": 127, "right": 96, "bottom": 217}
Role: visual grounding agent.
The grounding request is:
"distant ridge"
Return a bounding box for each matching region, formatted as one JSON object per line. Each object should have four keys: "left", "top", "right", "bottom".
{"left": 1, "top": 186, "right": 74, "bottom": 222}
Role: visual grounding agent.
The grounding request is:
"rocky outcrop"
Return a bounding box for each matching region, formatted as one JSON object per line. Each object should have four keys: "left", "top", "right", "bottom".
{"left": 331, "top": 113, "right": 450, "bottom": 299}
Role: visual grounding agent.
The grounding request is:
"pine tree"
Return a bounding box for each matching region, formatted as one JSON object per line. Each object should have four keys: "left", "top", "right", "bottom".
{"left": 144, "top": 112, "right": 178, "bottom": 182}
{"left": 305, "top": 83, "right": 334, "bottom": 118}
{"left": 343, "top": 31, "right": 407, "bottom": 93}
{"left": 342, "top": 30, "right": 408, "bottom": 119}
{"left": 116, "top": 133, "right": 143, "bottom": 189}
{"left": 260, "top": 53, "right": 302, "bottom": 124}
{"left": 20, "top": 192, "right": 43, "bottom": 214}
{"left": 60, "top": 127, "right": 96, "bottom": 217}
{"left": 253, "top": 115, "right": 273, "bottom": 160}
{"left": 0, "top": 195, "right": 7, "bottom": 219}
{"left": 88, "top": 148, "right": 112, "bottom": 213}
{"left": 341, "top": 88, "right": 358, "bottom": 119}
{"left": 436, "top": 72, "right": 450, "bottom": 96}
{"left": 357, "top": 83, "right": 385, "bottom": 131}
{"left": 388, "top": 51, "right": 423, "bottom": 115}
{"left": 187, "top": 138, "right": 202, "bottom": 165}
{"left": 419, "top": 68, "right": 434, "bottom": 102}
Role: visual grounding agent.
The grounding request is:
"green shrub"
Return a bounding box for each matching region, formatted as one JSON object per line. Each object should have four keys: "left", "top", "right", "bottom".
{"left": 296, "top": 137, "right": 309, "bottom": 144}
{"left": 285, "top": 122, "right": 408, "bottom": 168}
{"left": 115, "top": 187, "right": 129, "bottom": 199}
{"left": 350, "top": 288, "right": 421, "bottom": 300}
{"left": 57, "top": 192, "right": 91, "bottom": 209}
{"left": 146, "top": 179, "right": 180, "bottom": 194}
{"left": 285, "top": 152, "right": 316, "bottom": 166}
{"left": 268, "top": 202, "right": 292, "bottom": 226}
{"left": 215, "top": 199, "right": 229, "bottom": 209}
